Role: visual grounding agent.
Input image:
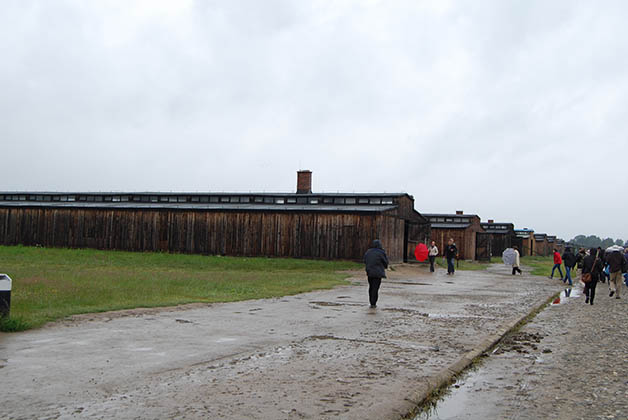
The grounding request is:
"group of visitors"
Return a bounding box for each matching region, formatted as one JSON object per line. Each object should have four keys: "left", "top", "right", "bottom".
{"left": 363, "top": 238, "right": 459, "bottom": 308}
{"left": 550, "top": 246, "right": 627, "bottom": 305}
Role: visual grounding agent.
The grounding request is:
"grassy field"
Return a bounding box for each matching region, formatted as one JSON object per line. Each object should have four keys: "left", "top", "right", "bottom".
{"left": 520, "top": 256, "right": 557, "bottom": 277}
{"left": 0, "top": 246, "right": 361, "bottom": 332}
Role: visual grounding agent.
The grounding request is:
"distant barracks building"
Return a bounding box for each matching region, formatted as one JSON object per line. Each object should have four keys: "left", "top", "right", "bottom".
{"left": 0, "top": 171, "right": 430, "bottom": 263}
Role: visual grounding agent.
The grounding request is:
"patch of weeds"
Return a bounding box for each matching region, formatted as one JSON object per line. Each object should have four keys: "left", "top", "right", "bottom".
{"left": 0, "top": 316, "right": 31, "bottom": 332}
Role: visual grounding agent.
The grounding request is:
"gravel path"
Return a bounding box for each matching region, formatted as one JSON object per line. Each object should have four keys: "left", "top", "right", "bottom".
{"left": 0, "top": 264, "right": 560, "bottom": 420}
{"left": 415, "top": 280, "right": 628, "bottom": 420}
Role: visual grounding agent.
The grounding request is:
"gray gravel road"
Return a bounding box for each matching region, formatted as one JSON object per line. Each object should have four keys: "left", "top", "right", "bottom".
{"left": 415, "top": 281, "right": 628, "bottom": 420}
{"left": 1, "top": 264, "right": 560, "bottom": 420}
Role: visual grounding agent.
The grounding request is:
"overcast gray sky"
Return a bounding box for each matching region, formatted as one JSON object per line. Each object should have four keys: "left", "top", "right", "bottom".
{"left": 1, "top": 0, "right": 627, "bottom": 241}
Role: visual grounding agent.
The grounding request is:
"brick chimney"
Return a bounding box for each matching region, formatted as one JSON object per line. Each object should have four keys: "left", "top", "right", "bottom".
{"left": 488, "top": 219, "right": 494, "bottom": 223}
{"left": 296, "top": 170, "right": 312, "bottom": 194}
{"left": 456, "top": 210, "right": 463, "bottom": 215}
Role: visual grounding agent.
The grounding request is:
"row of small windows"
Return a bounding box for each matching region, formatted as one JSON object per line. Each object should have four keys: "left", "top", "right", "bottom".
{"left": 0, "top": 194, "right": 395, "bottom": 206}
{"left": 430, "top": 217, "right": 470, "bottom": 223}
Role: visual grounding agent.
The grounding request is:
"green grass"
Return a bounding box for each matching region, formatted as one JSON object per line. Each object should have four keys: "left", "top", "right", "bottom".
{"left": 0, "top": 245, "right": 361, "bottom": 332}
{"left": 435, "top": 258, "right": 492, "bottom": 271}
{"left": 521, "top": 256, "right": 556, "bottom": 277}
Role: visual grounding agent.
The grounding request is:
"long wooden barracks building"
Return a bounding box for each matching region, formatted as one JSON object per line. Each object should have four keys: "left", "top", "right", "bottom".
{"left": 0, "top": 171, "right": 430, "bottom": 262}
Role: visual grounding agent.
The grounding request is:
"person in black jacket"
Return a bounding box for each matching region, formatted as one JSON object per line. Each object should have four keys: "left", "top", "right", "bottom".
{"left": 606, "top": 249, "right": 626, "bottom": 298}
{"left": 363, "top": 240, "right": 389, "bottom": 308}
{"left": 445, "top": 238, "right": 458, "bottom": 275}
{"left": 583, "top": 248, "right": 603, "bottom": 304}
{"left": 562, "top": 247, "right": 577, "bottom": 286}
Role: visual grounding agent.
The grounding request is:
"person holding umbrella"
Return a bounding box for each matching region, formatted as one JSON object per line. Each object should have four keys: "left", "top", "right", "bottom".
{"left": 428, "top": 241, "right": 438, "bottom": 272}
{"left": 512, "top": 246, "right": 522, "bottom": 275}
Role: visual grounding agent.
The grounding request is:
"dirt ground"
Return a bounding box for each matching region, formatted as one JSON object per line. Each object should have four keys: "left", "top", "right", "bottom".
{"left": 414, "top": 282, "right": 628, "bottom": 420}
{"left": 0, "top": 264, "right": 560, "bottom": 420}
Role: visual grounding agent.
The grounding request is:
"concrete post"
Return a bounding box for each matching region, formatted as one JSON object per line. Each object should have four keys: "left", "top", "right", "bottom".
{"left": 0, "top": 274, "right": 12, "bottom": 318}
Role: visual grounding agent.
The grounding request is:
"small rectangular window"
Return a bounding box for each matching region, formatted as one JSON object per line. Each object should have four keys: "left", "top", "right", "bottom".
{"left": 68, "top": 196, "right": 76, "bottom": 202}
{"left": 150, "top": 196, "right": 158, "bottom": 202}
{"left": 140, "top": 196, "right": 148, "bottom": 202}
{"left": 240, "top": 196, "right": 250, "bottom": 203}
{"left": 168, "top": 196, "right": 177, "bottom": 203}
{"left": 177, "top": 196, "right": 187, "bottom": 203}
{"left": 95, "top": 196, "right": 103, "bottom": 202}
{"left": 323, "top": 197, "right": 333, "bottom": 204}
{"left": 209, "top": 196, "right": 219, "bottom": 203}
{"left": 230, "top": 197, "right": 240, "bottom": 203}
{"left": 445, "top": 218, "right": 453, "bottom": 222}
{"left": 220, "top": 196, "right": 229, "bottom": 203}
{"left": 297, "top": 197, "right": 307, "bottom": 204}
{"left": 437, "top": 217, "right": 445, "bottom": 222}
{"left": 121, "top": 196, "right": 129, "bottom": 202}
{"left": 37, "top": 195, "right": 45, "bottom": 201}
{"left": 310, "top": 198, "right": 319, "bottom": 204}
{"left": 382, "top": 198, "right": 393, "bottom": 204}
{"left": 334, "top": 198, "right": 344, "bottom": 204}
{"left": 104, "top": 196, "right": 112, "bottom": 202}
{"left": 29, "top": 195, "right": 37, "bottom": 200}
{"left": 345, "top": 198, "right": 356, "bottom": 204}
{"left": 369, "top": 198, "right": 381, "bottom": 204}
{"left": 287, "top": 197, "right": 297, "bottom": 204}
{"left": 112, "top": 196, "right": 121, "bottom": 202}
{"left": 19, "top": 195, "right": 26, "bottom": 201}
{"left": 254, "top": 197, "right": 263, "bottom": 203}
{"left": 275, "top": 198, "right": 285, "bottom": 204}
{"left": 52, "top": 196, "right": 60, "bottom": 201}
{"left": 191, "top": 196, "right": 199, "bottom": 202}
{"left": 264, "top": 197, "right": 273, "bottom": 204}
{"left": 454, "top": 218, "right": 462, "bottom": 223}
{"left": 200, "top": 196, "right": 209, "bottom": 203}
{"left": 358, "top": 198, "right": 369, "bottom": 204}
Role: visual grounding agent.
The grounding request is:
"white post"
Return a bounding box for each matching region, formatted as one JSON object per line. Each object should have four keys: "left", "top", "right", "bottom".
{"left": 0, "top": 274, "right": 12, "bottom": 317}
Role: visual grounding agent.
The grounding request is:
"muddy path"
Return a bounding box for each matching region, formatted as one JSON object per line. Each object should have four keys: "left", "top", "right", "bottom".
{"left": 413, "top": 285, "right": 628, "bottom": 420}
{"left": 1, "top": 264, "right": 561, "bottom": 419}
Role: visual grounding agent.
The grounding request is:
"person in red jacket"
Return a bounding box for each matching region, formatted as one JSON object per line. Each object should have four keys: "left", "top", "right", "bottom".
{"left": 549, "top": 248, "right": 564, "bottom": 280}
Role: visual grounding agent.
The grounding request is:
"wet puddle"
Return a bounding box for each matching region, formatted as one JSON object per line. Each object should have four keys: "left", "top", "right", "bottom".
{"left": 550, "top": 287, "right": 580, "bottom": 305}
{"left": 413, "top": 365, "right": 492, "bottom": 420}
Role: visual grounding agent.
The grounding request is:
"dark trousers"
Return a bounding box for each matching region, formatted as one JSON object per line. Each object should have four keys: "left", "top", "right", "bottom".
{"left": 429, "top": 256, "right": 435, "bottom": 272}
{"left": 583, "top": 279, "right": 598, "bottom": 304}
{"left": 512, "top": 266, "right": 522, "bottom": 275}
{"left": 368, "top": 277, "right": 382, "bottom": 306}
{"left": 447, "top": 257, "right": 455, "bottom": 274}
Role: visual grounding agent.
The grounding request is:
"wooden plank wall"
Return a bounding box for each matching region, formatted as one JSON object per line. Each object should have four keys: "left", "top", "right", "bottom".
{"left": 0, "top": 207, "right": 408, "bottom": 261}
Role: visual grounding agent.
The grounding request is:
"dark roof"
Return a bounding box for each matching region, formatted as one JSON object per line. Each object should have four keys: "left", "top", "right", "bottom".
{"left": 481, "top": 222, "right": 515, "bottom": 233}
{"left": 430, "top": 223, "right": 472, "bottom": 229}
{"left": 423, "top": 213, "right": 479, "bottom": 218}
{"left": 0, "top": 201, "right": 398, "bottom": 213}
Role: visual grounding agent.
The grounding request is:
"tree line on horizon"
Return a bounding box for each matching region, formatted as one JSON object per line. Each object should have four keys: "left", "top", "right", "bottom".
{"left": 568, "top": 235, "right": 627, "bottom": 249}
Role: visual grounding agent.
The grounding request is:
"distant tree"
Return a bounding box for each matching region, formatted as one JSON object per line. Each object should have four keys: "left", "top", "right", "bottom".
{"left": 601, "top": 238, "right": 616, "bottom": 248}
{"left": 567, "top": 235, "right": 626, "bottom": 248}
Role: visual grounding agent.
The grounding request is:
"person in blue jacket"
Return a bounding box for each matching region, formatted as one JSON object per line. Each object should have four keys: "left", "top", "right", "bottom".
{"left": 363, "top": 240, "right": 389, "bottom": 308}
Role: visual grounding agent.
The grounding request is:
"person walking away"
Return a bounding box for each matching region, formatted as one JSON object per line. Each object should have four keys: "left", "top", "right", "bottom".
{"left": 562, "top": 247, "right": 577, "bottom": 285}
{"left": 575, "top": 248, "right": 586, "bottom": 275}
{"left": 606, "top": 248, "right": 626, "bottom": 299}
{"left": 363, "top": 240, "right": 389, "bottom": 308}
{"left": 445, "top": 238, "right": 458, "bottom": 275}
{"left": 512, "top": 246, "right": 522, "bottom": 275}
{"left": 549, "top": 248, "right": 564, "bottom": 280}
{"left": 428, "top": 241, "right": 438, "bottom": 272}
{"left": 582, "top": 248, "right": 602, "bottom": 305}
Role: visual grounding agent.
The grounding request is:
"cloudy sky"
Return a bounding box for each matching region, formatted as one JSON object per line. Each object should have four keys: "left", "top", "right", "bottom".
{"left": 1, "top": 0, "right": 627, "bottom": 241}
